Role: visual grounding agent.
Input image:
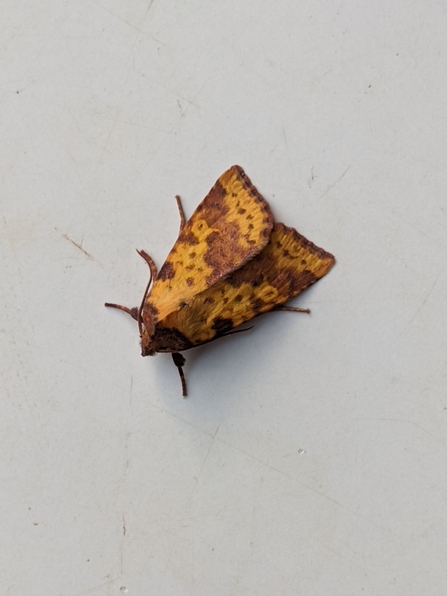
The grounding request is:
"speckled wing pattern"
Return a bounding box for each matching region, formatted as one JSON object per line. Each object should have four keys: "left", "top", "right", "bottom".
{"left": 158, "top": 223, "right": 335, "bottom": 346}
{"left": 147, "top": 165, "right": 274, "bottom": 322}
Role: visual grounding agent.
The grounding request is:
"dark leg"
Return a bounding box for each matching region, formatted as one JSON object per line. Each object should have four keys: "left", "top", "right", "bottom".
{"left": 175, "top": 195, "right": 187, "bottom": 230}
{"left": 172, "top": 352, "right": 187, "bottom": 397}
{"left": 274, "top": 305, "right": 311, "bottom": 314}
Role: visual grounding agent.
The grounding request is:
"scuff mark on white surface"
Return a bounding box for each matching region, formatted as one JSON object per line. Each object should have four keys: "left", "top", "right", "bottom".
{"left": 59, "top": 231, "right": 95, "bottom": 261}
{"left": 319, "top": 165, "right": 351, "bottom": 199}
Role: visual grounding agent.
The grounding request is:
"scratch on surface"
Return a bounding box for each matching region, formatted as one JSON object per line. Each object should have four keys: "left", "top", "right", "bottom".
{"left": 319, "top": 165, "right": 351, "bottom": 199}
{"left": 398, "top": 278, "right": 437, "bottom": 337}
{"left": 99, "top": 104, "right": 124, "bottom": 163}
{"left": 156, "top": 5, "right": 203, "bottom": 34}
{"left": 174, "top": 71, "right": 215, "bottom": 117}
{"left": 308, "top": 166, "right": 315, "bottom": 188}
{"left": 119, "top": 511, "right": 128, "bottom": 574}
{"left": 281, "top": 448, "right": 305, "bottom": 458}
{"left": 157, "top": 545, "right": 174, "bottom": 596}
{"left": 158, "top": 78, "right": 199, "bottom": 106}
{"left": 192, "top": 438, "right": 214, "bottom": 491}
{"left": 96, "top": 0, "right": 160, "bottom": 163}
{"left": 145, "top": 0, "right": 157, "bottom": 18}
{"left": 147, "top": 401, "right": 214, "bottom": 439}
{"left": 215, "top": 438, "right": 404, "bottom": 538}
{"left": 59, "top": 230, "right": 94, "bottom": 261}
{"left": 73, "top": 577, "right": 116, "bottom": 596}
{"left": 186, "top": 431, "right": 217, "bottom": 509}
{"left": 379, "top": 418, "right": 433, "bottom": 438}
{"left": 282, "top": 126, "right": 289, "bottom": 154}
{"left": 91, "top": 0, "right": 164, "bottom": 44}
{"left": 218, "top": 438, "right": 341, "bottom": 507}
{"left": 402, "top": 218, "right": 443, "bottom": 248}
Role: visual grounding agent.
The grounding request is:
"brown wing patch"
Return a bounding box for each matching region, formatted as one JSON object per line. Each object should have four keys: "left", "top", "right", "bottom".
{"left": 159, "top": 223, "right": 335, "bottom": 346}
{"left": 147, "top": 165, "right": 274, "bottom": 321}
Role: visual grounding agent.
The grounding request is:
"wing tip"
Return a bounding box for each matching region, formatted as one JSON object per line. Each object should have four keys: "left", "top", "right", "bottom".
{"left": 274, "top": 221, "right": 335, "bottom": 264}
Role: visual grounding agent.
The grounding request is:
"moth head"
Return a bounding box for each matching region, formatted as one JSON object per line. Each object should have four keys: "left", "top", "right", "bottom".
{"left": 139, "top": 304, "right": 157, "bottom": 357}
{"left": 140, "top": 330, "right": 155, "bottom": 356}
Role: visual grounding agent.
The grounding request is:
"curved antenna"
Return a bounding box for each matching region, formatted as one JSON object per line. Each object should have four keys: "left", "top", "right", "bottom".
{"left": 104, "top": 302, "right": 139, "bottom": 321}
{"left": 137, "top": 267, "right": 152, "bottom": 338}
{"left": 136, "top": 249, "right": 158, "bottom": 338}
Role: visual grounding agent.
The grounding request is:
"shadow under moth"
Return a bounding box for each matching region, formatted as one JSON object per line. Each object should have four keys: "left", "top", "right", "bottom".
{"left": 105, "top": 165, "right": 335, "bottom": 397}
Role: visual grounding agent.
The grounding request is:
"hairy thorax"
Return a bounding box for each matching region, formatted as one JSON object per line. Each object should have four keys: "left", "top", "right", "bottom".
{"left": 140, "top": 306, "right": 193, "bottom": 356}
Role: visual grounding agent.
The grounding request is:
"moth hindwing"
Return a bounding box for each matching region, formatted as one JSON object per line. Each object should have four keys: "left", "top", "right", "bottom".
{"left": 105, "top": 165, "right": 335, "bottom": 397}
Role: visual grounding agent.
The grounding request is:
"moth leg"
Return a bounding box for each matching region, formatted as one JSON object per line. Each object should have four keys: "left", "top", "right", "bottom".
{"left": 172, "top": 352, "right": 187, "bottom": 398}
{"left": 175, "top": 195, "right": 187, "bottom": 230}
{"left": 220, "top": 326, "right": 254, "bottom": 337}
{"left": 274, "top": 305, "right": 311, "bottom": 314}
{"left": 104, "top": 303, "right": 139, "bottom": 321}
{"left": 136, "top": 249, "right": 158, "bottom": 280}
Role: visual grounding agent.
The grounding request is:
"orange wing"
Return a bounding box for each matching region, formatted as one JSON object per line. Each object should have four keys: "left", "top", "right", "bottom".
{"left": 147, "top": 165, "right": 273, "bottom": 322}
{"left": 157, "top": 223, "right": 335, "bottom": 347}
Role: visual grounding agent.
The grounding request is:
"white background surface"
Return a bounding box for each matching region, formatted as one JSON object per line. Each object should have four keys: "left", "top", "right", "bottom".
{"left": 2, "top": 1, "right": 447, "bottom": 594}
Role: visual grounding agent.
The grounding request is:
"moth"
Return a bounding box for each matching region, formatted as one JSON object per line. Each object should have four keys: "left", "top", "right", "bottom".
{"left": 105, "top": 165, "right": 335, "bottom": 396}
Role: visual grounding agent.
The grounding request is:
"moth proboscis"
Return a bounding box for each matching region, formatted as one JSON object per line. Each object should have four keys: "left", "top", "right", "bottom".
{"left": 105, "top": 165, "right": 335, "bottom": 397}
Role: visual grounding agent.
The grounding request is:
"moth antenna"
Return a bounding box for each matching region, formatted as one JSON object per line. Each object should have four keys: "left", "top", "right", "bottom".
{"left": 175, "top": 195, "right": 187, "bottom": 230}
{"left": 137, "top": 250, "right": 158, "bottom": 279}
{"left": 104, "top": 303, "right": 139, "bottom": 321}
{"left": 172, "top": 352, "right": 187, "bottom": 397}
{"left": 137, "top": 267, "right": 152, "bottom": 338}
{"left": 136, "top": 250, "right": 158, "bottom": 337}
